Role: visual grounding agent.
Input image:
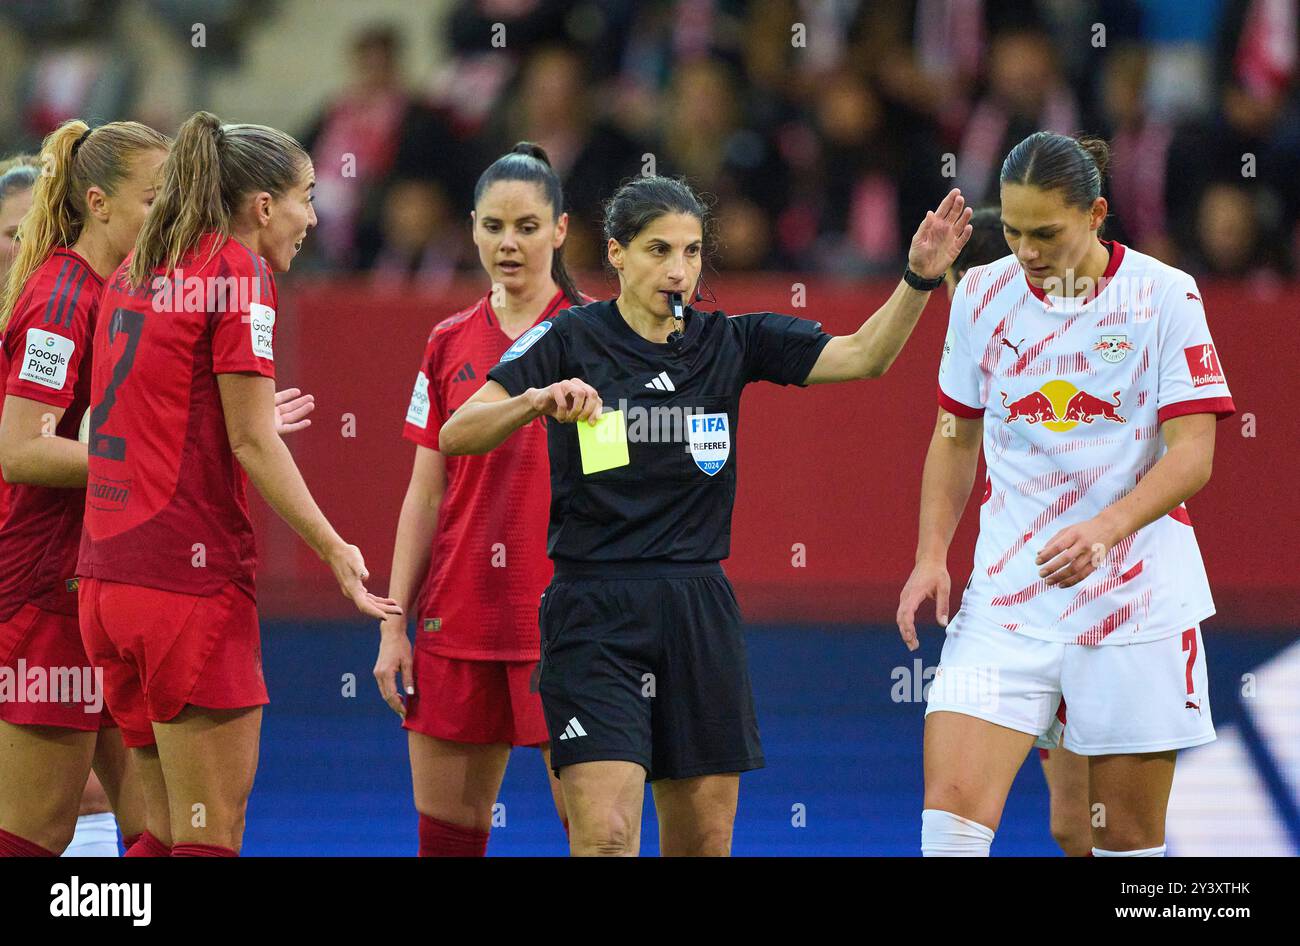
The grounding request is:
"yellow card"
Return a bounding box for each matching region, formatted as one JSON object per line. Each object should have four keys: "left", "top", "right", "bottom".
{"left": 577, "top": 409, "right": 630, "bottom": 474}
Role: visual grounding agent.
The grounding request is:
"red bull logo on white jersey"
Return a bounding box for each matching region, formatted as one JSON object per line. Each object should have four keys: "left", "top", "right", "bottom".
{"left": 1001, "top": 380, "right": 1127, "bottom": 430}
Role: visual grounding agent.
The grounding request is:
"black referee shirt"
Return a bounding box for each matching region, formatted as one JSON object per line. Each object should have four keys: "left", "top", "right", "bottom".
{"left": 487, "top": 299, "right": 831, "bottom": 567}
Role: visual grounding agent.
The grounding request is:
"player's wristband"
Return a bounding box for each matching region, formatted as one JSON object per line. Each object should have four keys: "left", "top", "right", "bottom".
{"left": 903, "top": 266, "right": 945, "bottom": 291}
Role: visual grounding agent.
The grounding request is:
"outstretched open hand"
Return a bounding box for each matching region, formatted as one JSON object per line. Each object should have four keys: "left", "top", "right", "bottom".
{"left": 907, "top": 188, "right": 975, "bottom": 281}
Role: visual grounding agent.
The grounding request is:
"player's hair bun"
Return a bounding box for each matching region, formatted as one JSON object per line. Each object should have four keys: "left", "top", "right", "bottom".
{"left": 1074, "top": 135, "right": 1110, "bottom": 181}
{"left": 510, "top": 141, "right": 552, "bottom": 167}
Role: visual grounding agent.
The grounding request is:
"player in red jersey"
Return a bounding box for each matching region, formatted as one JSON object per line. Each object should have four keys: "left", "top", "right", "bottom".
{"left": 0, "top": 121, "right": 170, "bottom": 858}
{"left": 374, "top": 143, "right": 581, "bottom": 855}
{"left": 0, "top": 157, "right": 41, "bottom": 556}
{"left": 78, "top": 111, "right": 398, "bottom": 858}
{"left": 1, "top": 151, "right": 121, "bottom": 857}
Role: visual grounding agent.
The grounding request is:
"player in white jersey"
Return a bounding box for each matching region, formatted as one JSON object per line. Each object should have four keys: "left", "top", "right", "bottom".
{"left": 944, "top": 206, "right": 1094, "bottom": 857}
{"left": 898, "top": 132, "right": 1234, "bottom": 857}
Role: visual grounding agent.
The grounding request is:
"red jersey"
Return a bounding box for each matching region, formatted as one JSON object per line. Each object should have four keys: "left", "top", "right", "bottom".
{"left": 78, "top": 232, "right": 276, "bottom": 600}
{"left": 402, "top": 290, "right": 577, "bottom": 660}
{"left": 0, "top": 248, "right": 103, "bottom": 621}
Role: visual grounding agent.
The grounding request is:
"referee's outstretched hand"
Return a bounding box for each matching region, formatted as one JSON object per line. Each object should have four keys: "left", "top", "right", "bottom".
{"left": 907, "top": 187, "right": 974, "bottom": 280}
{"left": 527, "top": 378, "right": 604, "bottom": 425}
{"left": 897, "top": 560, "right": 951, "bottom": 652}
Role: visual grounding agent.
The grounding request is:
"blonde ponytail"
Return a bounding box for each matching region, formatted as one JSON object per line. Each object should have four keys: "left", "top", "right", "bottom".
{"left": 0, "top": 120, "right": 170, "bottom": 333}
{"left": 131, "top": 110, "right": 307, "bottom": 287}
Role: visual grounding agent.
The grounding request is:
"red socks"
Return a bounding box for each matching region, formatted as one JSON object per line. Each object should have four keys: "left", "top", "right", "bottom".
{"left": 124, "top": 830, "right": 172, "bottom": 857}
{"left": 0, "top": 827, "right": 57, "bottom": 857}
{"left": 418, "top": 813, "right": 489, "bottom": 857}
{"left": 171, "top": 843, "right": 237, "bottom": 857}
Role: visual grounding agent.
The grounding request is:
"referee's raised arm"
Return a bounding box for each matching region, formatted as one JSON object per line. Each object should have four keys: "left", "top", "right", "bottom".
{"left": 439, "top": 377, "right": 602, "bottom": 455}
{"left": 804, "top": 188, "right": 974, "bottom": 384}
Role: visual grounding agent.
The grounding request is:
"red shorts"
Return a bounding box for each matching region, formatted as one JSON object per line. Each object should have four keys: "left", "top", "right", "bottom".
{"left": 0, "top": 603, "right": 115, "bottom": 730}
{"left": 78, "top": 579, "right": 268, "bottom": 749}
{"left": 403, "top": 649, "right": 548, "bottom": 747}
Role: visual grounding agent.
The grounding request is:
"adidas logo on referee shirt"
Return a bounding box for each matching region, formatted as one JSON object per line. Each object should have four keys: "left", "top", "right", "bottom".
{"left": 644, "top": 371, "right": 675, "bottom": 391}
{"left": 558, "top": 717, "right": 587, "bottom": 740}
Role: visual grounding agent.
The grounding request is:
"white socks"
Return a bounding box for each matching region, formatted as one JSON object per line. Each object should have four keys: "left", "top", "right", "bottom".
{"left": 921, "top": 808, "right": 995, "bottom": 856}
{"left": 1092, "top": 845, "right": 1166, "bottom": 857}
{"left": 61, "top": 812, "right": 120, "bottom": 858}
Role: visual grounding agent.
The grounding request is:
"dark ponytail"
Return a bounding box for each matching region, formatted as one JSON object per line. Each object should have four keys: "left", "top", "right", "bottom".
{"left": 473, "top": 142, "right": 581, "bottom": 304}
{"left": 1000, "top": 131, "right": 1110, "bottom": 211}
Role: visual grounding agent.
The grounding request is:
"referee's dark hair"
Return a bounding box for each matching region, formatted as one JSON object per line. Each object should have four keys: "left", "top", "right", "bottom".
{"left": 603, "top": 175, "right": 716, "bottom": 251}
{"left": 474, "top": 142, "right": 581, "bottom": 305}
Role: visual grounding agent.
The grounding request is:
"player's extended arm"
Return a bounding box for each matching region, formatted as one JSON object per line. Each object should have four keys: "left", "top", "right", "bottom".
{"left": 806, "top": 189, "right": 973, "bottom": 384}
{"left": 439, "top": 377, "right": 602, "bottom": 456}
{"left": 1037, "top": 413, "right": 1216, "bottom": 588}
{"left": 374, "top": 445, "right": 446, "bottom": 717}
{"left": 217, "top": 372, "right": 401, "bottom": 620}
{"left": 0, "top": 395, "right": 87, "bottom": 487}
{"left": 896, "top": 407, "right": 984, "bottom": 650}
{"left": 385, "top": 446, "right": 446, "bottom": 620}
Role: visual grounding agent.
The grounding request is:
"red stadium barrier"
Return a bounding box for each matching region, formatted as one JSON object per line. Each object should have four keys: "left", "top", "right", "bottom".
{"left": 252, "top": 275, "right": 1294, "bottom": 629}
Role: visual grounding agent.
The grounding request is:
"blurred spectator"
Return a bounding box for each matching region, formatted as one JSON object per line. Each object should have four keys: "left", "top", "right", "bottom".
{"left": 1164, "top": 0, "right": 1299, "bottom": 271}
{"left": 492, "top": 45, "right": 649, "bottom": 269}
{"left": 302, "top": 25, "right": 473, "bottom": 270}
{"left": 369, "top": 177, "right": 467, "bottom": 291}
{"left": 1097, "top": 46, "right": 1176, "bottom": 261}
{"left": 16, "top": 45, "right": 134, "bottom": 145}
{"left": 955, "top": 28, "right": 1080, "bottom": 205}
{"left": 1, "top": 0, "right": 1290, "bottom": 278}
{"left": 783, "top": 69, "right": 944, "bottom": 275}
{"left": 1138, "top": 0, "right": 1221, "bottom": 121}
{"left": 1188, "top": 181, "right": 1289, "bottom": 278}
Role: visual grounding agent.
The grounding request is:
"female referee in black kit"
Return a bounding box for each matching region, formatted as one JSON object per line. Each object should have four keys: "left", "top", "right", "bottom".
{"left": 439, "top": 176, "right": 971, "bottom": 856}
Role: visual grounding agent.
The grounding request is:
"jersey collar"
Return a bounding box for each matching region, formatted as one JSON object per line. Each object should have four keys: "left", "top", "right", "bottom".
{"left": 607, "top": 298, "right": 700, "bottom": 354}
{"left": 51, "top": 247, "right": 106, "bottom": 288}
{"left": 485, "top": 288, "right": 568, "bottom": 341}
{"left": 1024, "top": 239, "right": 1125, "bottom": 309}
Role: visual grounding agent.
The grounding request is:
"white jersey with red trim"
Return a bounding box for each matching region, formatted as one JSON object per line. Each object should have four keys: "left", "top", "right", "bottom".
{"left": 937, "top": 242, "right": 1234, "bottom": 645}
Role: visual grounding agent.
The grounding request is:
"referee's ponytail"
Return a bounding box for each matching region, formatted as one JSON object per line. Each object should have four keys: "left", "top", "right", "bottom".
{"left": 474, "top": 142, "right": 581, "bottom": 305}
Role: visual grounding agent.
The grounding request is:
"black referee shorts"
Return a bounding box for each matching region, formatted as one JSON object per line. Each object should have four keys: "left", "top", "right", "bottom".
{"left": 537, "top": 561, "right": 764, "bottom": 781}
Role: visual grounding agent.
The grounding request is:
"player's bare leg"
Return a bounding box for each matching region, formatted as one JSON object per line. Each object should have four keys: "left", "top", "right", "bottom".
{"left": 408, "top": 732, "right": 510, "bottom": 833}
{"left": 0, "top": 720, "right": 96, "bottom": 852}
{"left": 127, "top": 744, "right": 172, "bottom": 846}
{"left": 1040, "top": 747, "right": 1092, "bottom": 855}
{"left": 79, "top": 770, "right": 111, "bottom": 816}
{"left": 560, "top": 760, "right": 645, "bottom": 856}
{"left": 538, "top": 744, "right": 567, "bottom": 830}
{"left": 152, "top": 705, "right": 261, "bottom": 853}
{"left": 652, "top": 772, "right": 739, "bottom": 856}
{"left": 1088, "top": 750, "right": 1176, "bottom": 853}
{"left": 924, "top": 711, "right": 1036, "bottom": 830}
{"left": 89, "top": 727, "right": 144, "bottom": 840}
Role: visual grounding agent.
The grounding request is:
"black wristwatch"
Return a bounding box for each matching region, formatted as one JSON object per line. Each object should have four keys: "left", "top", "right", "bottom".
{"left": 903, "top": 266, "right": 945, "bottom": 291}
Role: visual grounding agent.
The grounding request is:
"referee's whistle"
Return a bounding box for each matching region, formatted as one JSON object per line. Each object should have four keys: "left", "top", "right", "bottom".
{"left": 669, "top": 291, "right": 684, "bottom": 323}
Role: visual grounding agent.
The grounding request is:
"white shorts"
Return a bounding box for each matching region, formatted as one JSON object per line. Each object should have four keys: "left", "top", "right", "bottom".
{"left": 924, "top": 609, "right": 1215, "bottom": 756}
